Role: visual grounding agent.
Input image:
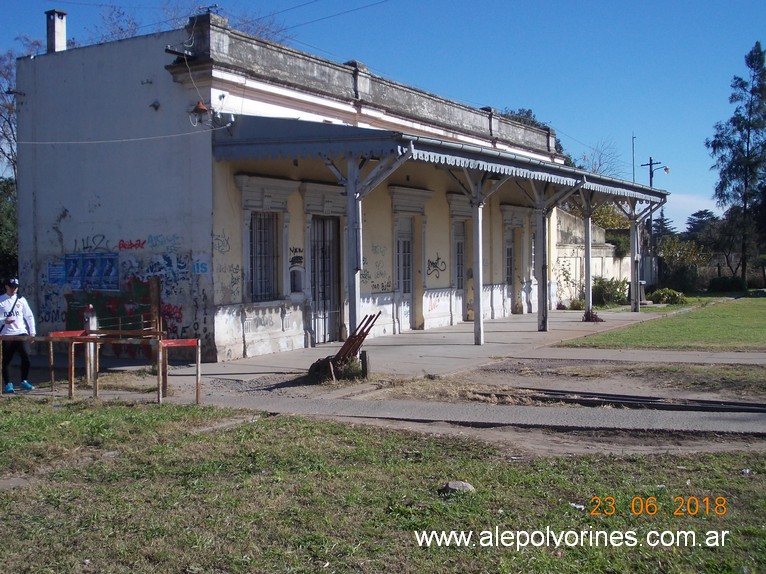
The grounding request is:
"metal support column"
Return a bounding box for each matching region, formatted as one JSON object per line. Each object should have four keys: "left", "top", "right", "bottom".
{"left": 345, "top": 158, "right": 362, "bottom": 337}
{"left": 534, "top": 206, "right": 548, "bottom": 331}
{"left": 630, "top": 216, "right": 641, "bottom": 313}
{"left": 472, "top": 198, "right": 484, "bottom": 345}
{"left": 580, "top": 191, "right": 594, "bottom": 313}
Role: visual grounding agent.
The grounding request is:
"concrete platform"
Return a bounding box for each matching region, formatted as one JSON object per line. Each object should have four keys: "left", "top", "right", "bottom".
{"left": 14, "top": 309, "right": 766, "bottom": 436}
{"left": 157, "top": 309, "right": 766, "bottom": 435}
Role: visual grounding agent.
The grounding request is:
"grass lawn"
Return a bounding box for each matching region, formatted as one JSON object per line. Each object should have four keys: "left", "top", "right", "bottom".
{"left": 565, "top": 296, "right": 766, "bottom": 351}
{"left": 0, "top": 399, "right": 764, "bottom": 573}
{"left": 2, "top": 295, "right": 765, "bottom": 573}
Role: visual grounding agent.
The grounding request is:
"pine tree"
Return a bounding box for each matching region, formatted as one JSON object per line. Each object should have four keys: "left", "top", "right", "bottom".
{"left": 652, "top": 207, "right": 677, "bottom": 239}
{"left": 705, "top": 41, "right": 766, "bottom": 281}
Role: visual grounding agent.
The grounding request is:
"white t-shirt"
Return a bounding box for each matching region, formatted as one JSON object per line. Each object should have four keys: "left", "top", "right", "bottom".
{"left": 0, "top": 293, "right": 36, "bottom": 337}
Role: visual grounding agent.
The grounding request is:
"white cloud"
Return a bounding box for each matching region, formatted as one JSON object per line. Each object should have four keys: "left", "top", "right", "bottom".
{"left": 661, "top": 193, "right": 722, "bottom": 232}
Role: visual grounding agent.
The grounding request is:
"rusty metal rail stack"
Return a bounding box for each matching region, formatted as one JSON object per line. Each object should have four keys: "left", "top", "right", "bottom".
{"left": 309, "top": 311, "right": 381, "bottom": 381}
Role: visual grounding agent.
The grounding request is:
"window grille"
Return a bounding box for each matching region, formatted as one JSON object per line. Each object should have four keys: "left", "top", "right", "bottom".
{"left": 251, "top": 212, "right": 278, "bottom": 302}
{"left": 397, "top": 238, "right": 412, "bottom": 294}
{"left": 505, "top": 244, "right": 514, "bottom": 286}
{"left": 455, "top": 240, "right": 465, "bottom": 290}
{"left": 454, "top": 221, "right": 465, "bottom": 291}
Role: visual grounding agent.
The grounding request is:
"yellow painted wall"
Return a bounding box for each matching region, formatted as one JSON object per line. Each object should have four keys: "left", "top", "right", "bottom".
{"left": 361, "top": 189, "right": 393, "bottom": 294}
{"left": 287, "top": 192, "right": 305, "bottom": 295}
{"left": 212, "top": 161, "right": 244, "bottom": 305}
{"left": 423, "top": 192, "right": 451, "bottom": 290}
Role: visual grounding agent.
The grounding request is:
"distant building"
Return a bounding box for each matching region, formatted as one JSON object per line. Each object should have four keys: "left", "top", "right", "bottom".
{"left": 15, "top": 11, "right": 667, "bottom": 361}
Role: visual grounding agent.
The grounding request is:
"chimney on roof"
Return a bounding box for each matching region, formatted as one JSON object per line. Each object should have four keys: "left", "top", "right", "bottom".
{"left": 45, "top": 9, "right": 67, "bottom": 53}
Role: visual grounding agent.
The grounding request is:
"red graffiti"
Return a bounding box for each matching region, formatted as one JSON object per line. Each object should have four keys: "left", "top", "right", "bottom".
{"left": 118, "top": 239, "right": 147, "bottom": 250}
{"left": 161, "top": 303, "right": 184, "bottom": 335}
{"left": 161, "top": 304, "right": 183, "bottom": 322}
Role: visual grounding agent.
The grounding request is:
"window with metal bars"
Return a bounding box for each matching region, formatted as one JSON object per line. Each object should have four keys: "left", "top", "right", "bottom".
{"left": 454, "top": 221, "right": 465, "bottom": 291}
{"left": 250, "top": 212, "right": 278, "bottom": 302}
{"left": 505, "top": 243, "right": 514, "bottom": 286}
{"left": 455, "top": 240, "right": 464, "bottom": 290}
{"left": 397, "top": 237, "right": 412, "bottom": 294}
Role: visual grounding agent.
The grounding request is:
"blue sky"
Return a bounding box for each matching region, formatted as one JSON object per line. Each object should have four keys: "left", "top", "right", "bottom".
{"left": 6, "top": 0, "right": 766, "bottom": 229}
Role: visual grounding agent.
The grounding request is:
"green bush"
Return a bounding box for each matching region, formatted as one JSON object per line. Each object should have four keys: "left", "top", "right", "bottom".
{"left": 606, "top": 232, "right": 630, "bottom": 259}
{"left": 569, "top": 299, "right": 585, "bottom": 310}
{"left": 708, "top": 276, "right": 747, "bottom": 292}
{"left": 648, "top": 288, "right": 687, "bottom": 304}
{"left": 592, "top": 277, "right": 628, "bottom": 306}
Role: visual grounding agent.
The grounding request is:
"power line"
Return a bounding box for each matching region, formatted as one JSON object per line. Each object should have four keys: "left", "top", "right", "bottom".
{"left": 17, "top": 123, "right": 231, "bottom": 145}
{"left": 250, "top": 0, "right": 322, "bottom": 21}
{"left": 284, "top": 0, "right": 390, "bottom": 31}
{"left": 35, "top": 0, "right": 168, "bottom": 10}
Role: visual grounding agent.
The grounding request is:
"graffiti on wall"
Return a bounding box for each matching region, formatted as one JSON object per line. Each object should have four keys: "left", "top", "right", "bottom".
{"left": 38, "top": 272, "right": 67, "bottom": 325}
{"left": 74, "top": 234, "right": 111, "bottom": 252}
{"left": 118, "top": 239, "right": 147, "bottom": 250}
{"left": 64, "top": 277, "right": 154, "bottom": 358}
{"left": 213, "top": 229, "right": 231, "bottom": 254}
{"left": 120, "top": 252, "right": 192, "bottom": 295}
{"left": 37, "top": 230, "right": 219, "bottom": 357}
{"left": 147, "top": 233, "right": 182, "bottom": 253}
{"left": 214, "top": 263, "right": 242, "bottom": 300}
{"left": 289, "top": 246, "right": 304, "bottom": 267}
{"left": 161, "top": 303, "right": 184, "bottom": 336}
{"left": 426, "top": 253, "right": 447, "bottom": 279}
{"left": 363, "top": 243, "right": 392, "bottom": 292}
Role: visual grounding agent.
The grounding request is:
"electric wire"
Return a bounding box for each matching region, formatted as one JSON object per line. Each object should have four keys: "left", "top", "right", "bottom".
{"left": 282, "top": 0, "right": 389, "bottom": 31}
{"left": 16, "top": 122, "right": 232, "bottom": 146}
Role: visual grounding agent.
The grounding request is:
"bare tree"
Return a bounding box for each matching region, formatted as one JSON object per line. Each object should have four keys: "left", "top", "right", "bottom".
{"left": 87, "top": 6, "right": 141, "bottom": 44}
{"left": 87, "top": 2, "right": 291, "bottom": 45}
{"left": 0, "top": 50, "right": 17, "bottom": 179}
{"left": 1, "top": 38, "right": 42, "bottom": 179}
{"left": 579, "top": 138, "right": 623, "bottom": 178}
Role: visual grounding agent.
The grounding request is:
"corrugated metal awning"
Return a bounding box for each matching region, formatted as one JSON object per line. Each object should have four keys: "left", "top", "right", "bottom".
{"left": 213, "top": 116, "right": 668, "bottom": 204}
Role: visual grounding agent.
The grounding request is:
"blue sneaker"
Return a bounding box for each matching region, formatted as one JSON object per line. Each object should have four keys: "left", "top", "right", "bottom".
{"left": 2, "top": 383, "right": 13, "bottom": 394}
{"left": 19, "top": 381, "right": 34, "bottom": 391}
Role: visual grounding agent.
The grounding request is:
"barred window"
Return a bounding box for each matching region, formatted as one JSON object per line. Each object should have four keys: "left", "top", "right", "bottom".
{"left": 454, "top": 221, "right": 465, "bottom": 291}
{"left": 397, "top": 237, "right": 412, "bottom": 294}
{"left": 505, "top": 243, "right": 514, "bottom": 286}
{"left": 251, "top": 212, "right": 278, "bottom": 302}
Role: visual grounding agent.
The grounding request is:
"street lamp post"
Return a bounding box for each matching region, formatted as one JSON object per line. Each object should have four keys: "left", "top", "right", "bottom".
{"left": 641, "top": 156, "right": 670, "bottom": 189}
{"left": 640, "top": 156, "right": 670, "bottom": 288}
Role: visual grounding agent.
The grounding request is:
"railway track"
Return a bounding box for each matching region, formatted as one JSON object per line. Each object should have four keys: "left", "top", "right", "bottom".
{"left": 472, "top": 387, "right": 766, "bottom": 414}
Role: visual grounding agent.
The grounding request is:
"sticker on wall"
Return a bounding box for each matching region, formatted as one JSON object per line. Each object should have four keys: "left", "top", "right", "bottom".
{"left": 48, "top": 262, "right": 66, "bottom": 285}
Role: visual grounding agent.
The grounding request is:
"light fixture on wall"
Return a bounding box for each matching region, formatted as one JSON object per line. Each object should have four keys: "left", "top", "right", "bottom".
{"left": 188, "top": 100, "right": 234, "bottom": 130}
{"left": 189, "top": 101, "right": 210, "bottom": 126}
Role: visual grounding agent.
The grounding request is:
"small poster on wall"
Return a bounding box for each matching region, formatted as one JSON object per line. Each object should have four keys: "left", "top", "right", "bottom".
{"left": 65, "top": 253, "right": 120, "bottom": 291}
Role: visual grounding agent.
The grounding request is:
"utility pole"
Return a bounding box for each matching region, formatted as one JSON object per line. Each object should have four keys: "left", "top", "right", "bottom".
{"left": 640, "top": 157, "right": 670, "bottom": 288}
{"left": 640, "top": 156, "right": 668, "bottom": 189}
{"left": 632, "top": 134, "right": 636, "bottom": 182}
